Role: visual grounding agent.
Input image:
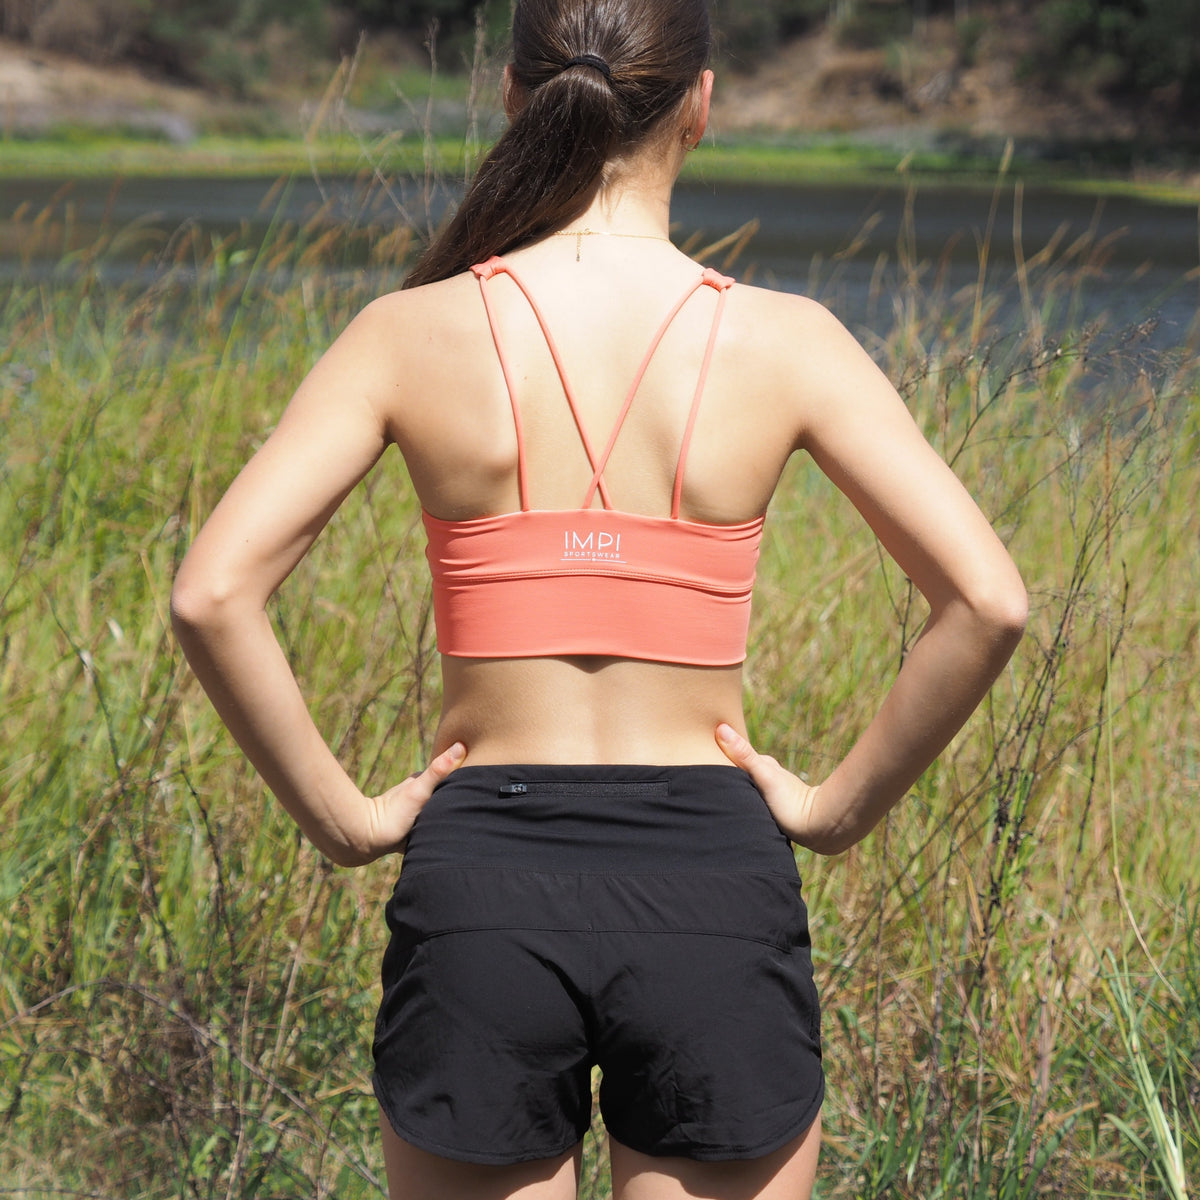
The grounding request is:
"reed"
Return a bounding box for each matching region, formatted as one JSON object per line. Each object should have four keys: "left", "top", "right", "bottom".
{"left": 0, "top": 160, "right": 1197, "bottom": 1199}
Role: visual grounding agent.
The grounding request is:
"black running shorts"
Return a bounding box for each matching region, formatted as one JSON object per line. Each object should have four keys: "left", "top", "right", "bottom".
{"left": 372, "top": 764, "right": 824, "bottom": 1165}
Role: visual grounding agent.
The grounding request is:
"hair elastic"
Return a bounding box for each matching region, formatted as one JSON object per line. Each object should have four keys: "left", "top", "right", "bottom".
{"left": 563, "top": 53, "right": 613, "bottom": 82}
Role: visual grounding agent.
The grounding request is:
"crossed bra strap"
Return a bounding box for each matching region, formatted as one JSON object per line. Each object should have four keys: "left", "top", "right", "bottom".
{"left": 470, "top": 256, "right": 734, "bottom": 518}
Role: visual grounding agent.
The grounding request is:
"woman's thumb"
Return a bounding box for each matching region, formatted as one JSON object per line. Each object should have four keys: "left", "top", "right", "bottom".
{"left": 417, "top": 742, "right": 466, "bottom": 792}
{"left": 715, "top": 723, "right": 756, "bottom": 771}
{"left": 432, "top": 741, "right": 467, "bottom": 776}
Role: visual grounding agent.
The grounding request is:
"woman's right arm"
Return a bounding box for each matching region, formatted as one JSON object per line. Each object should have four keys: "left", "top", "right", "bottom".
{"left": 718, "top": 299, "right": 1027, "bottom": 854}
{"left": 171, "top": 296, "right": 465, "bottom": 866}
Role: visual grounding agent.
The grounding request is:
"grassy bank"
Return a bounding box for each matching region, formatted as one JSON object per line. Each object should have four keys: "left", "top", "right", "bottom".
{"left": 1, "top": 186, "right": 1198, "bottom": 1198}
{"left": 3, "top": 126, "right": 1200, "bottom": 204}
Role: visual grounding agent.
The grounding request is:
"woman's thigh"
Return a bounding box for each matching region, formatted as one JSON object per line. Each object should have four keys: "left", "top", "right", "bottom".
{"left": 379, "top": 1115, "right": 582, "bottom": 1200}
{"left": 609, "top": 1116, "right": 821, "bottom": 1200}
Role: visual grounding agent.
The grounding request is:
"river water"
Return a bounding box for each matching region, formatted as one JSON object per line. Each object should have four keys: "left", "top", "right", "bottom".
{"left": 2, "top": 172, "right": 1197, "bottom": 345}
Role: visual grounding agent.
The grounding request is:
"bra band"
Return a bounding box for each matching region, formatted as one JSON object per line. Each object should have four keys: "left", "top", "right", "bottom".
{"left": 563, "top": 54, "right": 613, "bottom": 82}
{"left": 427, "top": 258, "right": 759, "bottom": 667}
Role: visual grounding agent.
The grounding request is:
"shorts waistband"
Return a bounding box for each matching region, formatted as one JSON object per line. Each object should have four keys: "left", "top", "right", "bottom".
{"left": 403, "top": 763, "right": 797, "bottom": 878}
{"left": 437, "top": 762, "right": 747, "bottom": 779}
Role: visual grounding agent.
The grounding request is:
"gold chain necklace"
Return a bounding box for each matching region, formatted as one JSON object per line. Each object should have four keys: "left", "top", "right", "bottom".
{"left": 553, "top": 227, "right": 673, "bottom": 262}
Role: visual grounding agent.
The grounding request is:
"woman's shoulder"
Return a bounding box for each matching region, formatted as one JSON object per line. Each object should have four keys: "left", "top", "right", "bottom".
{"left": 336, "top": 270, "right": 493, "bottom": 381}
{"left": 726, "top": 279, "right": 844, "bottom": 333}
{"left": 359, "top": 269, "right": 485, "bottom": 329}
{"left": 722, "top": 279, "right": 864, "bottom": 377}
{"left": 325, "top": 269, "right": 502, "bottom": 436}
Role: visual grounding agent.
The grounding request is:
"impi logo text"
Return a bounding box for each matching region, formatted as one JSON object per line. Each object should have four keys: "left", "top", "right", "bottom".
{"left": 562, "top": 529, "right": 625, "bottom": 561}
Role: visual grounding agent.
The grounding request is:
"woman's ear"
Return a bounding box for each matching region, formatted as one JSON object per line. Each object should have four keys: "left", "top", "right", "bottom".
{"left": 503, "top": 64, "right": 528, "bottom": 121}
{"left": 691, "top": 69, "right": 714, "bottom": 146}
{"left": 681, "top": 69, "right": 714, "bottom": 148}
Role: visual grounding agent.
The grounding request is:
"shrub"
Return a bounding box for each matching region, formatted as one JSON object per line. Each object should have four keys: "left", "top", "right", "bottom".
{"left": 29, "top": 0, "right": 143, "bottom": 62}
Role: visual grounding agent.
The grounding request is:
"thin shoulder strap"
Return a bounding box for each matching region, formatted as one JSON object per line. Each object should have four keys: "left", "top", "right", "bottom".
{"left": 472, "top": 257, "right": 615, "bottom": 510}
{"left": 471, "top": 259, "right": 530, "bottom": 511}
{"left": 671, "top": 269, "right": 734, "bottom": 520}
{"left": 580, "top": 270, "right": 724, "bottom": 510}
{"left": 471, "top": 258, "right": 734, "bottom": 516}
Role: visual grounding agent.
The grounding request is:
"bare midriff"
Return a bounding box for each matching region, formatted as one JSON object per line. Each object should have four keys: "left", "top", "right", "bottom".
{"left": 434, "top": 655, "right": 747, "bottom": 766}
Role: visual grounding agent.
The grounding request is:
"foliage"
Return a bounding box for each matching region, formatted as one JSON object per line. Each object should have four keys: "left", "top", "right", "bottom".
{"left": 348, "top": 0, "right": 487, "bottom": 29}
{"left": 1, "top": 144, "right": 1198, "bottom": 1195}
{"left": 7, "top": 0, "right": 1200, "bottom": 112}
{"left": 1034, "top": 0, "right": 1200, "bottom": 104}
{"left": 12, "top": 0, "right": 327, "bottom": 94}
{"left": 711, "top": 0, "right": 830, "bottom": 59}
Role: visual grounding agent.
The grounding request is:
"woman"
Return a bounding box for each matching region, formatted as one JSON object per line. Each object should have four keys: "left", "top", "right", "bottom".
{"left": 170, "top": 1, "right": 1028, "bottom": 1196}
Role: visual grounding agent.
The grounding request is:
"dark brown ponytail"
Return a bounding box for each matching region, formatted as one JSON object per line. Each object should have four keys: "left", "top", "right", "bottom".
{"left": 403, "top": 0, "right": 711, "bottom": 289}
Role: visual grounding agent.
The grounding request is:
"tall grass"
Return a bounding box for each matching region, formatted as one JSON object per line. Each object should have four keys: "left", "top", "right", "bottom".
{"left": 1, "top": 156, "right": 1198, "bottom": 1198}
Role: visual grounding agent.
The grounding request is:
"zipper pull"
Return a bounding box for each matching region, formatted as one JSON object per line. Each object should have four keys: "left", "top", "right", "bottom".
{"left": 499, "top": 783, "right": 527, "bottom": 796}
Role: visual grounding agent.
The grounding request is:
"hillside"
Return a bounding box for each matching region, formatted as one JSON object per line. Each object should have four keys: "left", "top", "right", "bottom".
{"left": 714, "top": 18, "right": 1143, "bottom": 145}
{"left": 1, "top": 15, "right": 1193, "bottom": 178}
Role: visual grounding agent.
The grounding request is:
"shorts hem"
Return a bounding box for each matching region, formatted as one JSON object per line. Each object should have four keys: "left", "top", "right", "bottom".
{"left": 606, "top": 1074, "right": 825, "bottom": 1163}
{"left": 374, "top": 1082, "right": 586, "bottom": 1166}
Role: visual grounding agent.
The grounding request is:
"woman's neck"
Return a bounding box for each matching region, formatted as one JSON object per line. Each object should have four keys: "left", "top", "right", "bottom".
{"left": 564, "top": 143, "right": 683, "bottom": 239}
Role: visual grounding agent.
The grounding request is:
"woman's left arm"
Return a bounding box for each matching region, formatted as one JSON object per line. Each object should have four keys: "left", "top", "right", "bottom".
{"left": 719, "top": 298, "right": 1028, "bottom": 853}
{"left": 171, "top": 298, "right": 463, "bottom": 867}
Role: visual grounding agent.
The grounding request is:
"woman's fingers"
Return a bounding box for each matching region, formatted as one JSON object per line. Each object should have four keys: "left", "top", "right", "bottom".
{"left": 365, "top": 743, "right": 467, "bottom": 862}
{"left": 716, "top": 723, "right": 811, "bottom": 844}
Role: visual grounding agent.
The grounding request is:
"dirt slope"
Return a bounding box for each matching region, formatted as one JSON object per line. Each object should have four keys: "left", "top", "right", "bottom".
{"left": 0, "top": 37, "right": 233, "bottom": 141}
{"left": 0, "top": 20, "right": 1161, "bottom": 151}
{"left": 712, "top": 19, "right": 1142, "bottom": 145}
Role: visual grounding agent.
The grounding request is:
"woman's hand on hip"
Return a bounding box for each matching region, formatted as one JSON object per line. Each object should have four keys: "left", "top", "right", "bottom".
{"left": 362, "top": 742, "right": 467, "bottom": 863}
{"left": 715, "top": 724, "right": 821, "bottom": 849}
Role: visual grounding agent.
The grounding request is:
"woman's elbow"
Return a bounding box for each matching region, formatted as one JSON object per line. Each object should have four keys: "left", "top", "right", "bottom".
{"left": 170, "top": 561, "right": 243, "bottom": 635}
{"left": 972, "top": 568, "right": 1029, "bottom": 653}
{"left": 171, "top": 590, "right": 216, "bottom": 650}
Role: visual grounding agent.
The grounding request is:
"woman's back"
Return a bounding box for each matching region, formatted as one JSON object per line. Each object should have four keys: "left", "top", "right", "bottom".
{"left": 371, "top": 237, "right": 809, "bottom": 764}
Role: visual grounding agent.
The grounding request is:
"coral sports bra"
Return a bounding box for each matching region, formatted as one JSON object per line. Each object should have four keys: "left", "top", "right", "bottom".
{"left": 422, "top": 256, "right": 765, "bottom": 666}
